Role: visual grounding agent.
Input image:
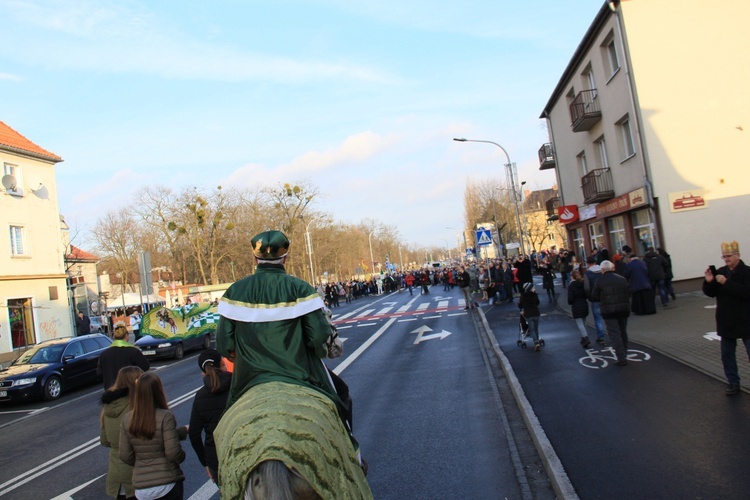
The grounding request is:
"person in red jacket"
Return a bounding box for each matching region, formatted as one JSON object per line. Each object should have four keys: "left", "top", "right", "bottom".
{"left": 404, "top": 272, "right": 415, "bottom": 295}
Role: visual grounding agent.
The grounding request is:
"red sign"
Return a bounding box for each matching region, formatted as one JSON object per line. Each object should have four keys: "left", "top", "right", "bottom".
{"left": 557, "top": 205, "right": 579, "bottom": 224}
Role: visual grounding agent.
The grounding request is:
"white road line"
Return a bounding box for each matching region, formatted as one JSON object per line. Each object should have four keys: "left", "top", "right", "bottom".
{"left": 397, "top": 295, "right": 420, "bottom": 313}
{"left": 397, "top": 318, "right": 418, "bottom": 322}
{"left": 355, "top": 309, "right": 375, "bottom": 318}
{"left": 188, "top": 479, "right": 219, "bottom": 500}
{"left": 50, "top": 474, "right": 106, "bottom": 499}
{"left": 448, "top": 312, "right": 468, "bottom": 316}
{"left": 334, "top": 317, "right": 398, "bottom": 375}
{"left": 336, "top": 325, "right": 352, "bottom": 329}
{"left": 375, "top": 307, "right": 393, "bottom": 315}
{"left": 423, "top": 315, "right": 442, "bottom": 319}
{"left": 334, "top": 311, "right": 356, "bottom": 320}
{"left": 416, "top": 304, "right": 429, "bottom": 311}
{"left": 0, "top": 387, "right": 201, "bottom": 497}
{"left": 357, "top": 323, "right": 377, "bottom": 327}
{"left": 437, "top": 300, "right": 449, "bottom": 308}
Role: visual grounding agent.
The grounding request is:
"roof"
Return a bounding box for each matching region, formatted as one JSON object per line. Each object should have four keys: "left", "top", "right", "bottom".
{"left": 66, "top": 245, "right": 99, "bottom": 262}
{"left": 0, "top": 121, "right": 63, "bottom": 163}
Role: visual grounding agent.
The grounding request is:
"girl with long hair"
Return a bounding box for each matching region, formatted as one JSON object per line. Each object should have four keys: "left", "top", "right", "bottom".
{"left": 100, "top": 366, "right": 144, "bottom": 499}
{"left": 119, "top": 372, "right": 187, "bottom": 500}
{"left": 189, "top": 349, "right": 232, "bottom": 483}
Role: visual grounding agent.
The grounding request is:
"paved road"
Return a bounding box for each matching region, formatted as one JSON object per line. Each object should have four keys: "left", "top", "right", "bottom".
{"left": 483, "top": 278, "right": 750, "bottom": 499}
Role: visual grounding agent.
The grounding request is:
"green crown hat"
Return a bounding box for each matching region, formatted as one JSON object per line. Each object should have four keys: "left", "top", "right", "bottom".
{"left": 252, "top": 230, "right": 290, "bottom": 260}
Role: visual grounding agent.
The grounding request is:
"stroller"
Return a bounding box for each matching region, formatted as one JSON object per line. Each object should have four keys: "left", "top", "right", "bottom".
{"left": 517, "top": 313, "right": 545, "bottom": 349}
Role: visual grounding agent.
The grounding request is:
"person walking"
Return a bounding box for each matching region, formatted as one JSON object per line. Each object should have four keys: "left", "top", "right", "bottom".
{"left": 644, "top": 246, "right": 669, "bottom": 307}
{"left": 591, "top": 260, "right": 631, "bottom": 366}
{"left": 189, "top": 349, "right": 232, "bottom": 483}
{"left": 583, "top": 256, "right": 607, "bottom": 345}
{"left": 623, "top": 254, "right": 655, "bottom": 315}
{"left": 129, "top": 309, "right": 142, "bottom": 342}
{"left": 100, "top": 366, "right": 143, "bottom": 500}
{"left": 98, "top": 322, "right": 150, "bottom": 390}
{"left": 702, "top": 241, "right": 750, "bottom": 395}
{"left": 540, "top": 258, "right": 557, "bottom": 303}
{"left": 568, "top": 270, "right": 591, "bottom": 348}
{"left": 457, "top": 265, "right": 474, "bottom": 310}
{"left": 658, "top": 247, "right": 676, "bottom": 300}
{"left": 518, "top": 283, "right": 542, "bottom": 351}
{"left": 119, "top": 372, "right": 187, "bottom": 500}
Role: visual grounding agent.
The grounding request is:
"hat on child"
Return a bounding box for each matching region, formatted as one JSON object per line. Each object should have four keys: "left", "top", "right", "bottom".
{"left": 721, "top": 241, "right": 740, "bottom": 255}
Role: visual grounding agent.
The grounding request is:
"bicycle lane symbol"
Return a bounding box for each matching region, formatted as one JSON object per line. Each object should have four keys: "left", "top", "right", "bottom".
{"left": 579, "top": 347, "right": 651, "bottom": 369}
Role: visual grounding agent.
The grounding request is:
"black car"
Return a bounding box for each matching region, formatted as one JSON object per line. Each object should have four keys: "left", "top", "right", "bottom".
{"left": 135, "top": 332, "right": 212, "bottom": 360}
{"left": 0, "top": 334, "right": 112, "bottom": 402}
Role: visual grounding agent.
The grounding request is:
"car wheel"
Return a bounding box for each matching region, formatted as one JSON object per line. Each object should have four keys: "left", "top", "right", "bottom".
{"left": 174, "top": 343, "right": 184, "bottom": 360}
{"left": 202, "top": 334, "right": 211, "bottom": 349}
{"left": 44, "top": 376, "right": 62, "bottom": 401}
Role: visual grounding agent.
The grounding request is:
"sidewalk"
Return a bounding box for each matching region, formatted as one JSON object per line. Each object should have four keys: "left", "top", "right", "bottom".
{"left": 555, "top": 284, "right": 750, "bottom": 393}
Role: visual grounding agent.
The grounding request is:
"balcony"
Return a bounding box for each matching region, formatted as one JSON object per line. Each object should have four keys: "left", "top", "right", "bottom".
{"left": 581, "top": 168, "right": 614, "bottom": 204}
{"left": 569, "top": 89, "right": 601, "bottom": 132}
{"left": 545, "top": 196, "right": 561, "bottom": 221}
{"left": 538, "top": 143, "right": 556, "bottom": 170}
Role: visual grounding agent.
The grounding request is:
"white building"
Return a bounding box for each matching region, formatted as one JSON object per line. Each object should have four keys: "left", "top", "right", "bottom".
{"left": 539, "top": 0, "right": 750, "bottom": 287}
{"left": 1, "top": 120, "right": 67, "bottom": 362}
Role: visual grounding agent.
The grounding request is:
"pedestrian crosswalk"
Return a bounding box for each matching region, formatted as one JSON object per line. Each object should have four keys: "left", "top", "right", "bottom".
{"left": 331, "top": 297, "right": 472, "bottom": 325}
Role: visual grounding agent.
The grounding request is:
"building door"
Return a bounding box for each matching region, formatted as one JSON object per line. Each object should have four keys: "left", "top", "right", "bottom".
{"left": 632, "top": 209, "right": 655, "bottom": 255}
{"left": 8, "top": 298, "right": 36, "bottom": 348}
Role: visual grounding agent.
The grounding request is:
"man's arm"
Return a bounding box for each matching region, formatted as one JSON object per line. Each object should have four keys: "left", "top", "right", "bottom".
{"left": 301, "top": 309, "right": 331, "bottom": 359}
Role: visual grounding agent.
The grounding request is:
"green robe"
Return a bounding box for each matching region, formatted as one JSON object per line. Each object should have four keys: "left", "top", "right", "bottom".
{"left": 216, "top": 264, "right": 337, "bottom": 410}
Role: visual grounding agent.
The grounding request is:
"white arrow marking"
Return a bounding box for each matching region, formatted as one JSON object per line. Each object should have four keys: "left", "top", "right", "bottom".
{"left": 411, "top": 325, "right": 452, "bottom": 344}
{"left": 703, "top": 332, "right": 720, "bottom": 341}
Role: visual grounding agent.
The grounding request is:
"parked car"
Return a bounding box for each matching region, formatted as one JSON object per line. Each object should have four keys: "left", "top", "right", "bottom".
{"left": 0, "top": 334, "right": 112, "bottom": 402}
{"left": 135, "top": 332, "right": 212, "bottom": 360}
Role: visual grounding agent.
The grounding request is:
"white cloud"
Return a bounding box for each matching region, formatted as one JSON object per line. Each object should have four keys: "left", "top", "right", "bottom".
{"left": 0, "top": 72, "right": 22, "bottom": 81}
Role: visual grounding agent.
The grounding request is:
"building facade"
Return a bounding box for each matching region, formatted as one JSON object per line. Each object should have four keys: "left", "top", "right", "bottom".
{"left": 1, "top": 121, "right": 67, "bottom": 360}
{"left": 539, "top": 0, "right": 750, "bottom": 284}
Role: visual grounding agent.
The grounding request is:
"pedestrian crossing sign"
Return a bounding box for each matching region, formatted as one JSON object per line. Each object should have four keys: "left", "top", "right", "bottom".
{"left": 476, "top": 228, "right": 492, "bottom": 246}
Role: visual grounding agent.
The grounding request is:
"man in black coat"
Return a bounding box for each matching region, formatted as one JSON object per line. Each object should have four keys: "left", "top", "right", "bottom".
{"left": 703, "top": 241, "right": 750, "bottom": 395}
{"left": 591, "top": 260, "right": 631, "bottom": 366}
{"left": 97, "top": 322, "right": 150, "bottom": 389}
{"left": 75, "top": 312, "right": 91, "bottom": 336}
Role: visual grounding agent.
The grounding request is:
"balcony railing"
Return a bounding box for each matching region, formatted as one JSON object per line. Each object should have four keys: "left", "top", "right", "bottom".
{"left": 581, "top": 168, "right": 614, "bottom": 204}
{"left": 538, "top": 143, "right": 556, "bottom": 170}
{"left": 545, "top": 196, "right": 560, "bottom": 220}
{"left": 569, "top": 89, "right": 601, "bottom": 132}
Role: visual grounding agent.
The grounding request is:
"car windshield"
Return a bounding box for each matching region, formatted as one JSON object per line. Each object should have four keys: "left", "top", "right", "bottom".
{"left": 12, "top": 345, "right": 66, "bottom": 365}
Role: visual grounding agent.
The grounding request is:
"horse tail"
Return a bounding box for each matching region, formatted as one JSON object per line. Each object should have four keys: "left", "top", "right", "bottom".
{"left": 243, "top": 460, "right": 321, "bottom": 500}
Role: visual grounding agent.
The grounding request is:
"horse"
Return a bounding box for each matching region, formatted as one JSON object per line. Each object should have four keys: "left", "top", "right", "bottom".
{"left": 214, "top": 381, "right": 372, "bottom": 500}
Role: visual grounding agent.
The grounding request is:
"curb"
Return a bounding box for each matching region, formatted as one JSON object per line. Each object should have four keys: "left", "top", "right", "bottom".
{"left": 477, "top": 308, "right": 578, "bottom": 500}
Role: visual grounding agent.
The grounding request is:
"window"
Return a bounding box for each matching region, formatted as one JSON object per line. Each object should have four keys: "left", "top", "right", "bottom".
{"left": 601, "top": 33, "right": 620, "bottom": 78}
{"left": 571, "top": 228, "right": 586, "bottom": 262}
{"left": 588, "top": 221, "right": 605, "bottom": 254}
{"left": 617, "top": 116, "right": 636, "bottom": 159}
{"left": 3, "top": 163, "right": 23, "bottom": 196}
{"left": 585, "top": 66, "right": 597, "bottom": 99}
{"left": 608, "top": 216, "right": 628, "bottom": 254}
{"left": 577, "top": 151, "right": 589, "bottom": 179}
{"left": 64, "top": 341, "right": 85, "bottom": 359}
{"left": 595, "top": 136, "right": 609, "bottom": 169}
{"left": 632, "top": 209, "right": 654, "bottom": 255}
{"left": 10, "top": 225, "right": 27, "bottom": 256}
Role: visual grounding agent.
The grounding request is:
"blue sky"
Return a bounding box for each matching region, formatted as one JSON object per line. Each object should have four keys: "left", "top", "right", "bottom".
{"left": 1, "top": 0, "right": 603, "bottom": 249}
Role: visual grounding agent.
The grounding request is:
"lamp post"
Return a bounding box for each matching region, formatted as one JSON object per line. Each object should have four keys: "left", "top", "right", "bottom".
{"left": 441, "top": 239, "right": 452, "bottom": 260}
{"left": 304, "top": 216, "right": 323, "bottom": 285}
{"left": 368, "top": 231, "right": 376, "bottom": 277}
{"left": 454, "top": 137, "right": 526, "bottom": 255}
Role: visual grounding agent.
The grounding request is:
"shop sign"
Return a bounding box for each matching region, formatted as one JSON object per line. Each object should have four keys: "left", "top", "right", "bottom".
{"left": 557, "top": 205, "right": 579, "bottom": 224}
{"left": 596, "top": 187, "right": 647, "bottom": 218}
{"left": 668, "top": 189, "right": 708, "bottom": 213}
{"left": 580, "top": 205, "right": 597, "bottom": 221}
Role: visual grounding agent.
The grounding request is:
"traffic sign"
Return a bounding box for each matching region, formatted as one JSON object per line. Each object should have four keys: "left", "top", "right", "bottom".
{"left": 476, "top": 228, "right": 492, "bottom": 247}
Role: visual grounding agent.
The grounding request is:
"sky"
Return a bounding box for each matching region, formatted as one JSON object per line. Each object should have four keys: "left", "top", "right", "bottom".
{"left": 1, "top": 0, "right": 605, "bottom": 249}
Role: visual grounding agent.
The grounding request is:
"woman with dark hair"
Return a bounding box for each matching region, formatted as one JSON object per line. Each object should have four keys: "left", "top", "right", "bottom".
{"left": 100, "top": 366, "right": 144, "bottom": 499}
{"left": 119, "top": 372, "right": 187, "bottom": 500}
{"left": 568, "top": 270, "right": 591, "bottom": 348}
{"left": 189, "top": 349, "right": 231, "bottom": 483}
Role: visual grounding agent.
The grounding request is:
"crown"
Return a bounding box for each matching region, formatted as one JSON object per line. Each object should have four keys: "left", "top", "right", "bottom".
{"left": 721, "top": 241, "right": 739, "bottom": 255}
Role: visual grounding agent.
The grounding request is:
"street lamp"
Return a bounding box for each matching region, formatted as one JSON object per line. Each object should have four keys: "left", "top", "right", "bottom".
{"left": 454, "top": 137, "right": 526, "bottom": 255}
{"left": 304, "top": 216, "right": 323, "bottom": 285}
{"left": 368, "top": 231, "right": 376, "bottom": 277}
{"left": 441, "top": 239, "right": 452, "bottom": 260}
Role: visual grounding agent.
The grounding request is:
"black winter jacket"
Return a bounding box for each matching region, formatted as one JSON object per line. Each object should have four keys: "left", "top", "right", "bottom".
{"left": 188, "top": 371, "right": 232, "bottom": 472}
{"left": 644, "top": 251, "right": 667, "bottom": 281}
{"left": 591, "top": 272, "right": 630, "bottom": 318}
{"left": 703, "top": 260, "right": 750, "bottom": 339}
{"left": 567, "top": 280, "right": 589, "bottom": 319}
{"left": 518, "top": 290, "right": 540, "bottom": 318}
